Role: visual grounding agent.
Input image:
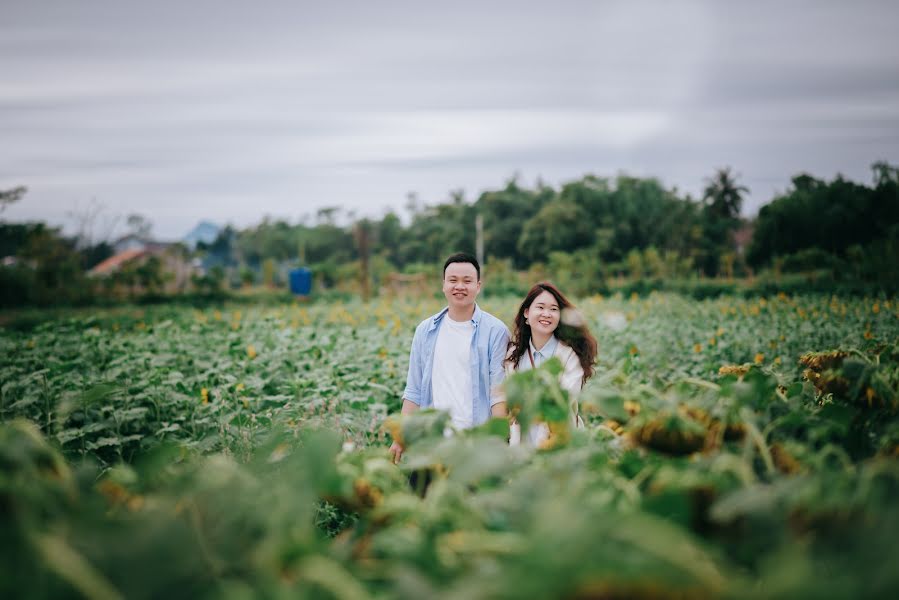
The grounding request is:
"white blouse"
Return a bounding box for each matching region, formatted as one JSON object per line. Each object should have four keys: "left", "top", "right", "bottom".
{"left": 506, "top": 335, "right": 584, "bottom": 446}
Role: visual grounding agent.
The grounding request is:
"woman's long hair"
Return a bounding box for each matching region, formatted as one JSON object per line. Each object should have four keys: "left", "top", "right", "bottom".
{"left": 506, "top": 282, "right": 597, "bottom": 386}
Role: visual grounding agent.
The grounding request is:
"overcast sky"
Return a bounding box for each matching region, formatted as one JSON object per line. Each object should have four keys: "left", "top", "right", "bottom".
{"left": 2, "top": 0, "right": 898, "bottom": 239}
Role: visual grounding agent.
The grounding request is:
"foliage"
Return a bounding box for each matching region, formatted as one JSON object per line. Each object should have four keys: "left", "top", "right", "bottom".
{"left": 0, "top": 223, "right": 95, "bottom": 308}
{"left": 0, "top": 185, "right": 27, "bottom": 213}
{"left": 1, "top": 294, "right": 898, "bottom": 597}
{"left": 518, "top": 201, "right": 593, "bottom": 262}
{"left": 699, "top": 168, "right": 748, "bottom": 277}
{"left": 748, "top": 167, "right": 899, "bottom": 272}
{"left": 474, "top": 178, "right": 552, "bottom": 268}
{"left": 7, "top": 163, "right": 899, "bottom": 310}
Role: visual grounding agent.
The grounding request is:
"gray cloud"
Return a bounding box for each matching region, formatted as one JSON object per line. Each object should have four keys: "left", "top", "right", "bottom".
{"left": 2, "top": 0, "right": 898, "bottom": 238}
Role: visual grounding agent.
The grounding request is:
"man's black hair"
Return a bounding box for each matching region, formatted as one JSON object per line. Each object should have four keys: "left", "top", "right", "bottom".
{"left": 443, "top": 253, "right": 480, "bottom": 280}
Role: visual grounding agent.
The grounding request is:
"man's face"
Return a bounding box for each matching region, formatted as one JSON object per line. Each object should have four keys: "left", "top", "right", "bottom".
{"left": 442, "top": 262, "right": 481, "bottom": 311}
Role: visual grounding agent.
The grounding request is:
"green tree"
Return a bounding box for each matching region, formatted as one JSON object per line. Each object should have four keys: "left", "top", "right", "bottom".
{"left": 135, "top": 256, "right": 165, "bottom": 295}
{"left": 18, "top": 226, "right": 92, "bottom": 305}
{"left": 703, "top": 167, "right": 747, "bottom": 222}
{"left": 558, "top": 175, "right": 696, "bottom": 264}
{"left": 872, "top": 160, "right": 899, "bottom": 187}
{"left": 0, "top": 185, "right": 27, "bottom": 214}
{"left": 643, "top": 246, "right": 665, "bottom": 279}
{"left": 545, "top": 249, "right": 604, "bottom": 296}
{"left": 262, "top": 258, "right": 276, "bottom": 287}
{"left": 700, "top": 168, "right": 748, "bottom": 276}
{"left": 373, "top": 212, "right": 403, "bottom": 267}
{"left": 517, "top": 201, "right": 593, "bottom": 263}
{"left": 398, "top": 196, "right": 476, "bottom": 266}
{"left": 474, "top": 178, "right": 553, "bottom": 267}
{"left": 125, "top": 213, "right": 153, "bottom": 239}
{"left": 747, "top": 164, "right": 898, "bottom": 269}
{"left": 239, "top": 266, "right": 256, "bottom": 287}
{"left": 626, "top": 248, "right": 644, "bottom": 279}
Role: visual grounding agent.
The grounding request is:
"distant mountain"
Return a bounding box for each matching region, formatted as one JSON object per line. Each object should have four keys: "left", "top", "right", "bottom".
{"left": 183, "top": 221, "right": 221, "bottom": 249}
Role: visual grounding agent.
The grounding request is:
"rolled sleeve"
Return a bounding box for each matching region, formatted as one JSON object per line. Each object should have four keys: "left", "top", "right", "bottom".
{"left": 488, "top": 327, "right": 510, "bottom": 406}
{"left": 402, "top": 325, "right": 424, "bottom": 405}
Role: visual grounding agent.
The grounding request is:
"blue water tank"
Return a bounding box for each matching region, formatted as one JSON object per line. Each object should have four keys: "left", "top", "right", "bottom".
{"left": 289, "top": 268, "right": 312, "bottom": 296}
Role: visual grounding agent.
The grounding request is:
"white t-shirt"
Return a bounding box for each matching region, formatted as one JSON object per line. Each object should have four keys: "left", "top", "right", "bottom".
{"left": 431, "top": 315, "right": 474, "bottom": 430}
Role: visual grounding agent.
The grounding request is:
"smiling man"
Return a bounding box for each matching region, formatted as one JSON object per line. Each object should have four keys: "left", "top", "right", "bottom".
{"left": 389, "top": 253, "right": 510, "bottom": 464}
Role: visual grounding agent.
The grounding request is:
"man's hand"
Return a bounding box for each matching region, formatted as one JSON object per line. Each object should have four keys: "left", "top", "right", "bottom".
{"left": 388, "top": 398, "right": 418, "bottom": 465}
{"left": 389, "top": 441, "right": 404, "bottom": 464}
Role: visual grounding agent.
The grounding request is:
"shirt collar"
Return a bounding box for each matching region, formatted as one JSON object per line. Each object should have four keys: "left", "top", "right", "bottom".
{"left": 529, "top": 335, "right": 559, "bottom": 358}
{"left": 429, "top": 304, "right": 482, "bottom": 331}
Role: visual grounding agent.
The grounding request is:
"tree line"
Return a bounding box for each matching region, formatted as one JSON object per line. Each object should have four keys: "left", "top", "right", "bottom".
{"left": 1, "top": 162, "right": 898, "bottom": 308}
{"left": 226, "top": 162, "right": 898, "bottom": 293}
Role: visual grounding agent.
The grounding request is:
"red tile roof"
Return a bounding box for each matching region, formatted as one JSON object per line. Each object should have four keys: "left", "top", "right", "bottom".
{"left": 89, "top": 248, "right": 147, "bottom": 275}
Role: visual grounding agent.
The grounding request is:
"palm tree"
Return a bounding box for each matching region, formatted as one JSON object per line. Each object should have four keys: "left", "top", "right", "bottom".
{"left": 702, "top": 167, "right": 748, "bottom": 222}
{"left": 0, "top": 185, "right": 27, "bottom": 214}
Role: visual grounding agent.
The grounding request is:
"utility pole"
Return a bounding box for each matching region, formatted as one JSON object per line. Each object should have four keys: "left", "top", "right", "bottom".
{"left": 354, "top": 221, "right": 371, "bottom": 301}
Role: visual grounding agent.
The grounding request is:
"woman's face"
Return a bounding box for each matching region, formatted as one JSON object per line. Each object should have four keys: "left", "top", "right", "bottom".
{"left": 524, "top": 290, "right": 560, "bottom": 338}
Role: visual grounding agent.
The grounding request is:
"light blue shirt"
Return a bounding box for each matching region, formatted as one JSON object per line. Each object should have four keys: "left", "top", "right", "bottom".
{"left": 522, "top": 335, "right": 559, "bottom": 370}
{"left": 402, "top": 304, "right": 510, "bottom": 426}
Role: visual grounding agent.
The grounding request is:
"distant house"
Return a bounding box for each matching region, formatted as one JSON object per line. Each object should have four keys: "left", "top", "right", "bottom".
{"left": 89, "top": 244, "right": 193, "bottom": 293}
{"left": 89, "top": 248, "right": 148, "bottom": 276}
{"left": 94, "top": 222, "right": 223, "bottom": 292}
{"left": 733, "top": 223, "right": 755, "bottom": 255}
{"left": 112, "top": 234, "right": 153, "bottom": 255}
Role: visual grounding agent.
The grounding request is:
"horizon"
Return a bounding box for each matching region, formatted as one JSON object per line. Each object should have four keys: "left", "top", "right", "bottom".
{"left": 3, "top": 163, "right": 890, "bottom": 243}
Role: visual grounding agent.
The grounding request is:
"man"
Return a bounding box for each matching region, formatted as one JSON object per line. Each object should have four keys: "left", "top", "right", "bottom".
{"left": 389, "top": 253, "right": 509, "bottom": 464}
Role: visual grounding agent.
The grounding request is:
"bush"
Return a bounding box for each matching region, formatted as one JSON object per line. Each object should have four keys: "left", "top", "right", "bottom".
{"left": 780, "top": 247, "right": 841, "bottom": 273}
{"left": 0, "top": 265, "right": 34, "bottom": 308}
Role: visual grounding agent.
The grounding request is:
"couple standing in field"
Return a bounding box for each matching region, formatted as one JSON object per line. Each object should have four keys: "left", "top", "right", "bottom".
{"left": 389, "top": 252, "right": 598, "bottom": 463}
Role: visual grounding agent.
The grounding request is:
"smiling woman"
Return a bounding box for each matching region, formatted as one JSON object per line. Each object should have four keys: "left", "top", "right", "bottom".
{"left": 506, "top": 282, "right": 598, "bottom": 446}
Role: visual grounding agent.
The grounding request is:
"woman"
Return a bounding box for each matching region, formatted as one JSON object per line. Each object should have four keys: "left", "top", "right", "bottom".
{"left": 505, "top": 282, "right": 598, "bottom": 446}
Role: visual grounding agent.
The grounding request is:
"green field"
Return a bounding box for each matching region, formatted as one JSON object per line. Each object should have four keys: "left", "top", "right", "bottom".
{"left": 2, "top": 293, "right": 899, "bottom": 599}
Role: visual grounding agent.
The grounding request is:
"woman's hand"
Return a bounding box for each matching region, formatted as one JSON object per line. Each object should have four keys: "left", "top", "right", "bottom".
{"left": 509, "top": 422, "right": 521, "bottom": 446}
